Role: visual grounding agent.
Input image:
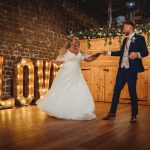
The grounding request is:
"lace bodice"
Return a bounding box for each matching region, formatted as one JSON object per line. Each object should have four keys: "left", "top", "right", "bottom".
{"left": 56, "top": 50, "right": 89, "bottom": 63}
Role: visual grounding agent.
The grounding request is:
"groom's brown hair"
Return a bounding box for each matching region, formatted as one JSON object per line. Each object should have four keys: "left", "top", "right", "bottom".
{"left": 124, "top": 20, "right": 135, "bottom": 29}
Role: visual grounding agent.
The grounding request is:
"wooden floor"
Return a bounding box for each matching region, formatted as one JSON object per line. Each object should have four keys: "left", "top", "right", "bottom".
{"left": 0, "top": 102, "right": 150, "bottom": 150}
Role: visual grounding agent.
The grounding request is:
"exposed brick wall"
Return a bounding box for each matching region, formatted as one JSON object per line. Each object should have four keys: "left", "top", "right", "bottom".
{"left": 0, "top": 0, "right": 98, "bottom": 99}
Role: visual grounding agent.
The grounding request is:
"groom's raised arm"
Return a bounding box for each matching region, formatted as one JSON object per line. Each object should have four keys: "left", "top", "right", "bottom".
{"left": 105, "top": 50, "right": 121, "bottom": 56}
{"left": 105, "top": 38, "right": 127, "bottom": 56}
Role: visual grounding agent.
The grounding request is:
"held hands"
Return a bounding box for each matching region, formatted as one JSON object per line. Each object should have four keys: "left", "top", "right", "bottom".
{"left": 129, "top": 52, "right": 139, "bottom": 60}
{"left": 100, "top": 51, "right": 140, "bottom": 60}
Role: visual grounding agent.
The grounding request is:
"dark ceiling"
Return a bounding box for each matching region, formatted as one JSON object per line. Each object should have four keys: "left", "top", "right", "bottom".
{"left": 2, "top": 0, "right": 149, "bottom": 25}
{"left": 59, "top": 0, "right": 150, "bottom": 25}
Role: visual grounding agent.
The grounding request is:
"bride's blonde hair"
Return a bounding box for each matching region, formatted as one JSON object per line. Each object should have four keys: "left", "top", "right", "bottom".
{"left": 59, "top": 34, "right": 75, "bottom": 55}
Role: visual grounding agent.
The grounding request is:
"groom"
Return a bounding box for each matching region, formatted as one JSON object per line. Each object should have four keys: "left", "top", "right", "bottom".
{"left": 103, "top": 20, "right": 149, "bottom": 123}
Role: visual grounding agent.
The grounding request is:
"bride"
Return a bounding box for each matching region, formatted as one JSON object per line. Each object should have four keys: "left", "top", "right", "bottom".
{"left": 36, "top": 35, "right": 101, "bottom": 120}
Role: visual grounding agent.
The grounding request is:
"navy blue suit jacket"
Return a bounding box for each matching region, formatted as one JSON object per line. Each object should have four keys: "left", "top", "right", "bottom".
{"left": 111, "top": 33, "right": 149, "bottom": 73}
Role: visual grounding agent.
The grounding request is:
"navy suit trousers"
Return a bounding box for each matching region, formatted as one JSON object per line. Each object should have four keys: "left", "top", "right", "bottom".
{"left": 110, "top": 68, "right": 138, "bottom": 116}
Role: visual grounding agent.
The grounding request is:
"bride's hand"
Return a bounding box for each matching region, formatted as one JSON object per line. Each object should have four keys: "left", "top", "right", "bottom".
{"left": 51, "top": 60, "right": 56, "bottom": 63}
{"left": 52, "top": 60, "right": 63, "bottom": 65}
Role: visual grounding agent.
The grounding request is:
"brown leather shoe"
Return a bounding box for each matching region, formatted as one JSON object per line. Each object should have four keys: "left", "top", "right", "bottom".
{"left": 102, "top": 112, "right": 116, "bottom": 120}
{"left": 130, "top": 116, "right": 137, "bottom": 123}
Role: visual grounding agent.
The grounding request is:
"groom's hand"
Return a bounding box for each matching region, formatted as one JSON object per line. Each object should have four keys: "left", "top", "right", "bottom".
{"left": 129, "top": 52, "right": 139, "bottom": 60}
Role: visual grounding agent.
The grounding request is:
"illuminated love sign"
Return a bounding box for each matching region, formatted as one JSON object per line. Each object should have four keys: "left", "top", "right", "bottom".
{"left": 36, "top": 60, "right": 51, "bottom": 99}
{"left": 0, "top": 56, "right": 55, "bottom": 109}
{"left": 0, "top": 56, "right": 3, "bottom": 99}
{"left": 14, "top": 58, "right": 35, "bottom": 105}
{"left": 0, "top": 56, "right": 15, "bottom": 109}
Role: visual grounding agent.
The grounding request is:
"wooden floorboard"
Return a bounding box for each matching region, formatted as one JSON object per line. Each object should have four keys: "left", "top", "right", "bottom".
{"left": 0, "top": 102, "right": 150, "bottom": 150}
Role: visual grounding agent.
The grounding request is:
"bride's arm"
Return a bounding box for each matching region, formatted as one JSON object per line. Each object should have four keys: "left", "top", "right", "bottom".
{"left": 52, "top": 60, "right": 64, "bottom": 65}
{"left": 52, "top": 55, "right": 64, "bottom": 65}
{"left": 81, "top": 52, "right": 102, "bottom": 62}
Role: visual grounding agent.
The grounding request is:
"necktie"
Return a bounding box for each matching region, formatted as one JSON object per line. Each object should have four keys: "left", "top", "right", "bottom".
{"left": 125, "top": 37, "right": 129, "bottom": 50}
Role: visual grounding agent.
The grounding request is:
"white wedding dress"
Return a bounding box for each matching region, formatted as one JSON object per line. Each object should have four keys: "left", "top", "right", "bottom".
{"left": 36, "top": 50, "right": 96, "bottom": 120}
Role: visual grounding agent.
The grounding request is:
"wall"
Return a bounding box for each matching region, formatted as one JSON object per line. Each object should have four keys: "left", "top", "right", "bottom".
{"left": 0, "top": 0, "right": 98, "bottom": 99}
